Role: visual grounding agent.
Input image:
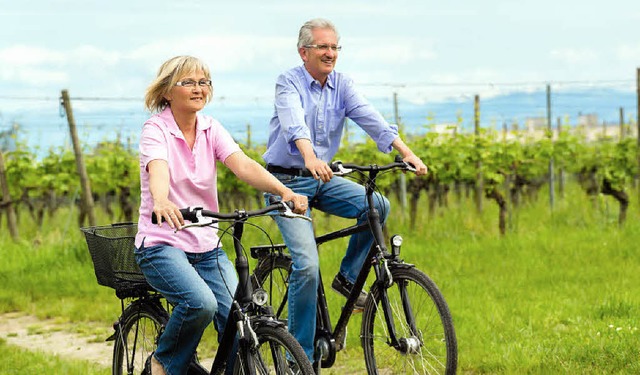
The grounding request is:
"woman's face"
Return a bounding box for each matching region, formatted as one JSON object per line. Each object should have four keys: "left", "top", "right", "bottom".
{"left": 164, "top": 70, "right": 211, "bottom": 114}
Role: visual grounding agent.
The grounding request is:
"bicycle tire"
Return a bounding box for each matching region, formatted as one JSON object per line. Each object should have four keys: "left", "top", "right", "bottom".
{"left": 112, "top": 300, "right": 169, "bottom": 375}
{"left": 233, "top": 324, "right": 314, "bottom": 375}
{"left": 253, "top": 254, "right": 292, "bottom": 321}
{"left": 361, "top": 266, "right": 457, "bottom": 375}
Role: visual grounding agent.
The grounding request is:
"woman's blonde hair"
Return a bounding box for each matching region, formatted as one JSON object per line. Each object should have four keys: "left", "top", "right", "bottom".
{"left": 144, "top": 55, "right": 213, "bottom": 113}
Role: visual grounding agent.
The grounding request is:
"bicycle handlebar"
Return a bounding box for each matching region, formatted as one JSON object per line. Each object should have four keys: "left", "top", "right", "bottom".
{"left": 151, "top": 200, "right": 310, "bottom": 227}
{"left": 330, "top": 155, "right": 417, "bottom": 176}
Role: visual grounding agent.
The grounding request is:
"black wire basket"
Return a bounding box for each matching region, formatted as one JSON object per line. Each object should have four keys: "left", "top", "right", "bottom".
{"left": 80, "top": 223, "right": 151, "bottom": 297}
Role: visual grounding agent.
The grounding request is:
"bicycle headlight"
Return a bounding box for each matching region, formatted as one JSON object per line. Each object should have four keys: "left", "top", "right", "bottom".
{"left": 390, "top": 235, "right": 403, "bottom": 257}
{"left": 252, "top": 288, "right": 269, "bottom": 306}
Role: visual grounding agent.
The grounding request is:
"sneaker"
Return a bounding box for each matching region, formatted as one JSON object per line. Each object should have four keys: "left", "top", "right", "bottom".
{"left": 144, "top": 353, "right": 152, "bottom": 375}
{"left": 331, "top": 273, "right": 368, "bottom": 310}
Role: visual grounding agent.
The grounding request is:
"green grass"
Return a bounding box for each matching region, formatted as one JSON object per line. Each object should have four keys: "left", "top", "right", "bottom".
{"left": 0, "top": 338, "right": 109, "bottom": 374}
{"left": 2, "top": 183, "right": 640, "bottom": 373}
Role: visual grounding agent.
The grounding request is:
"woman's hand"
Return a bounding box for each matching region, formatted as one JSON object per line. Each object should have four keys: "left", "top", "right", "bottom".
{"left": 281, "top": 189, "right": 309, "bottom": 215}
{"left": 153, "top": 198, "right": 184, "bottom": 229}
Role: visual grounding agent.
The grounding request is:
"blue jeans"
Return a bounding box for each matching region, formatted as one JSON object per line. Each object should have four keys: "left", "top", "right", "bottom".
{"left": 264, "top": 174, "right": 390, "bottom": 360}
{"left": 135, "top": 243, "right": 238, "bottom": 375}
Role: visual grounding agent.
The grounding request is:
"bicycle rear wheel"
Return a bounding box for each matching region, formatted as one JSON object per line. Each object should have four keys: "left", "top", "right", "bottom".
{"left": 233, "top": 324, "right": 314, "bottom": 375}
{"left": 112, "top": 300, "right": 168, "bottom": 375}
{"left": 361, "top": 266, "right": 457, "bottom": 374}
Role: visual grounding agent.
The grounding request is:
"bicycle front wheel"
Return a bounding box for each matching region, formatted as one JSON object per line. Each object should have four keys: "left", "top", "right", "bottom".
{"left": 112, "top": 301, "right": 168, "bottom": 375}
{"left": 233, "top": 323, "right": 314, "bottom": 375}
{"left": 361, "top": 266, "right": 457, "bottom": 374}
{"left": 253, "top": 254, "right": 291, "bottom": 321}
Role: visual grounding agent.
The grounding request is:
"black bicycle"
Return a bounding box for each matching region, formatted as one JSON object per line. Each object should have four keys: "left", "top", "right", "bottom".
{"left": 251, "top": 157, "right": 458, "bottom": 374}
{"left": 81, "top": 201, "right": 314, "bottom": 375}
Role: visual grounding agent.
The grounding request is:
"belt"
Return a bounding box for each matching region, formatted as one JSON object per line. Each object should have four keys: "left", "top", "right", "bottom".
{"left": 266, "top": 164, "right": 314, "bottom": 177}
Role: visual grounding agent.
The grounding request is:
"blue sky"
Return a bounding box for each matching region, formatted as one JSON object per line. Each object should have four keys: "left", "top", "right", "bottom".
{"left": 1, "top": 0, "right": 639, "bottom": 110}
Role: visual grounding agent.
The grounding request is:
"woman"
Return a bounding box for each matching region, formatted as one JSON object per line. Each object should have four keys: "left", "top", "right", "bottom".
{"left": 134, "top": 55, "right": 308, "bottom": 375}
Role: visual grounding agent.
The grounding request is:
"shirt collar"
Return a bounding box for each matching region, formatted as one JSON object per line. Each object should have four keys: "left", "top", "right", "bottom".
{"left": 158, "top": 106, "right": 212, "bottom": 136}
{"left": 300, "top": 65, "right": 335, "bottom": 90}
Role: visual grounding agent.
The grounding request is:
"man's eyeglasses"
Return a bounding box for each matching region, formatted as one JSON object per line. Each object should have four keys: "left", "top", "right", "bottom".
{"left": 175, "top": 79, "right": 212, "bottom": 88}
{"left": 303, "top": 44, "right": 342, "bottom": 52}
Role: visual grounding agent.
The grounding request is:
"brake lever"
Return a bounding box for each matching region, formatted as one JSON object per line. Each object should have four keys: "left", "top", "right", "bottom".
{"left": 280, "top": 202, "right": 312, "bottom": 222}
{"left": 405, "top": 162, "right": 417, "bottom": 173}
{"left": 174, "top": 209, "right": 217, "bottom": 232}
{"left": 331, "top": 161, "right": 353, "bottom": 176}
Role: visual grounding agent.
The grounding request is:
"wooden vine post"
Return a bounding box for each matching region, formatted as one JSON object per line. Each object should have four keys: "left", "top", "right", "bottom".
{"left": 474, "top": 94, "right": 483, "bottom": 213}
{"left": 0, "top": 150, "right": 19, "bottom": 240}
{"left": 60, "top": 89, "right": 97, "bottom": 227}
{"left": 546, "top": 84, "right": 555, "bottom": 209}
{"left": 393, "top": 92, "right": 407, "bottom": 210}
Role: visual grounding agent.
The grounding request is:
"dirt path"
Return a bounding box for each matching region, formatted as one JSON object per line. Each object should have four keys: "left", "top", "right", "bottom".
{"left": 0, "top": 312, "right": 112, "bottom": 367}
{"left": 0, "top": 312, "right": 352, "bottom": 374}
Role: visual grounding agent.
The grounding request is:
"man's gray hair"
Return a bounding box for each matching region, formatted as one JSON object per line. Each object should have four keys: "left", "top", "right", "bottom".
{"left": 297, "top": 18, "right": 340, "bottom": 48}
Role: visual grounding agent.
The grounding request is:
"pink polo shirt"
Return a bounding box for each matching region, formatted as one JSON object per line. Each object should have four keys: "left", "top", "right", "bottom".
{"left": 135, "top": 106, "right": 241, "bottom": 253}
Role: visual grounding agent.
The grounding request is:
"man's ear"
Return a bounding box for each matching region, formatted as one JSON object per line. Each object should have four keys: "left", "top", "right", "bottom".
{"left": 298, "top": 47, "right": 308, "bottom": 62}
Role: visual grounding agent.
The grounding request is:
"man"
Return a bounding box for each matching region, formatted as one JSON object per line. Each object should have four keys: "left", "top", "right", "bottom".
{"left": 263, "top": 18, "right": 428, "bottom": 363}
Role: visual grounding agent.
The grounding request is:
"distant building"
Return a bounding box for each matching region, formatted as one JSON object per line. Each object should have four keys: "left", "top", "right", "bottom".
{"left": 577, "top": 113, "right": 599, "bottom": 128}
{"left": 523, "top": 117, "right": 547, "bottom": 133}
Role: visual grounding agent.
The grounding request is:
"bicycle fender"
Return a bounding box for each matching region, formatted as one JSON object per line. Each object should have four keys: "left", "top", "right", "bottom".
{"left": 251, "top": 316, "right": 287, "bottom": 330}
{"left": 389, "top": 261, "right": 415, "bottom": 270}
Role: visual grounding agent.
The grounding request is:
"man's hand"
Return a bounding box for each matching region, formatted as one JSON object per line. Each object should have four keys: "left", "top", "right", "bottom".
{"left": 403, "top": 154, "right": 428, "bottom": 176}
{"left": 305, "top": 157, "right": 333, "bottom": 182}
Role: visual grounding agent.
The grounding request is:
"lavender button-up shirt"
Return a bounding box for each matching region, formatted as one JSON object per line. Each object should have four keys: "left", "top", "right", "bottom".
{"left": 262, "top": 65, "right": 398, "bottom": 168}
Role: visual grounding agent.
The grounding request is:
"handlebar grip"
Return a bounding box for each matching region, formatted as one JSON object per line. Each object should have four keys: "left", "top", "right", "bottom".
{"left": 394, "top": 154, "right": 417, "bottom": 170}
{"left": 151, "top": 208, "right": 198, "bottom": 224}
{"left": 268, "top": 196, "right": 295, "bottom": 210}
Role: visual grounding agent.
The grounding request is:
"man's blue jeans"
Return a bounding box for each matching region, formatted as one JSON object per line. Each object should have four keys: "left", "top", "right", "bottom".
{"left": 265, "top": 174, "right": 390, "bottom": 360}
{"left": 135, "top": 243, "right": 238, "bottom": 375}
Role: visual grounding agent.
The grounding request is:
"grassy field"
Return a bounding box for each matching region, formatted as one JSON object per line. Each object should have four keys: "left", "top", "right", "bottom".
{"left": 2, "top": 182, "right": 640, "bottom": 374}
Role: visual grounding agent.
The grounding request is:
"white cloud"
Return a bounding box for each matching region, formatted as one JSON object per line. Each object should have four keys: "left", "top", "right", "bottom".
{"left": 0, "top": 45, "right": 66, "bottom": 65}
{"left": 550, "top": 48, "right": 598, "bottom": 64}
{"left": 349, "top": 37, "right": 436, "bottom": 65}
{"left": 128, "top": 35, "right": 295, "bottom": 74}
{"left": 616, "top": 43, "right": 640, "bottom": 61}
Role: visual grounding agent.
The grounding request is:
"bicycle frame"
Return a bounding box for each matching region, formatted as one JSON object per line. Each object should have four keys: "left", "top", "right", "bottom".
{"left": 209, "top": 215, "right": 279, "bottom": 375}
{"left": 250, "top": 161, "right": 416, "bottom": 367}
{"left": 315, "top": 165, "right": 414, "bottom": 366}
{"left": 149, "top": 204, "right": 309, "bottom": 375}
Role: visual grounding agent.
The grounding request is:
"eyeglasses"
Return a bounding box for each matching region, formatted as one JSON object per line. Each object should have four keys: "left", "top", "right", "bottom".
{"left": 303, "top": 44, "right": 342, "bottom": 52}
{"left": 175, "top": 79, "right": 212, "bottom": 88}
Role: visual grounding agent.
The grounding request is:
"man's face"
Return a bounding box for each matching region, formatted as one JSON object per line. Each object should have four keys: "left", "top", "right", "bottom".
{"left": 299, "top": 27, "right": 339, "bottom": 84}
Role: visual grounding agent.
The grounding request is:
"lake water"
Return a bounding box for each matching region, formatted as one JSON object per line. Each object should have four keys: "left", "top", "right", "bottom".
{"left": 1, "top": 88, "right": 636, "bottom": 157}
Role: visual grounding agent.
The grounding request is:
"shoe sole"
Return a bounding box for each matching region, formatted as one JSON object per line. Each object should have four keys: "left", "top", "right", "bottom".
{"left": 331, "top": 286, "right": 366, "bottom": 313}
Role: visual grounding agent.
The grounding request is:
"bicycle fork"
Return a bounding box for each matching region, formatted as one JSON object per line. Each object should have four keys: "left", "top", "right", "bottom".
{"left": 365, "top": 198, "right": 421, "bottom": 354}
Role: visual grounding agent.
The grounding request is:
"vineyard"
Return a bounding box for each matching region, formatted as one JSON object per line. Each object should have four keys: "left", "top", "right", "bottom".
{"left": 0, "top": 123, "right": 637, "bottom": 239}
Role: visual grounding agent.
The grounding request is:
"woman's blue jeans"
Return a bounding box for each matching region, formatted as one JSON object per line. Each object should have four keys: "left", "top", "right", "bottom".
{"left": 264, "top": 174, "right": 390, "bottom": 360}
{"left": 135, "top": 243, "right": 238, "bottom": 375}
